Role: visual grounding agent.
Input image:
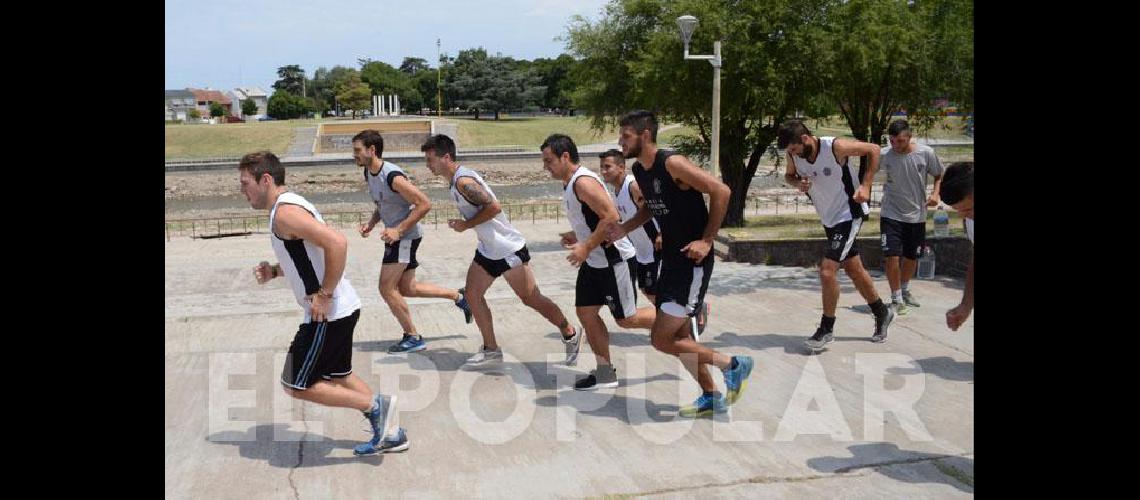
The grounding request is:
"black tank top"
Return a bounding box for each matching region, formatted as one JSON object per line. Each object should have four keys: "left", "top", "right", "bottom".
{"left": 631, "top": 149, "right": 707, "bottom": 262}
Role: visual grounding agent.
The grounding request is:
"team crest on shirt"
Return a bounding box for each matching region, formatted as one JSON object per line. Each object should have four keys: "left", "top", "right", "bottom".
{"left": 653, "top": 178, "right": 663, "bottom": 194}
{"left": 823, "top": 167, "right": 832, "bottom": 176}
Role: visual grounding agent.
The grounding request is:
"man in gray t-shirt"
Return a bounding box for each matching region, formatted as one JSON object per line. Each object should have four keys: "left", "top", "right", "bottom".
{"left": 879, "top": 120, "right": 944, "bottom": 315}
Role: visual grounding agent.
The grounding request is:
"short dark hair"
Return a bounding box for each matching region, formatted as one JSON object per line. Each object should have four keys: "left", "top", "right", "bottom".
{"left": 540, "top": 133, "right": 579, "bottom": 163}
{"left": 619, "top": 110, "right": 658, "bottom": 142}
{"left": 352, "top": 129, "right": 385, "bottom": 156}
{"left": 598, "top": 148, "right": 625, "bottom": 165}
{"left": 777, "top": 120, "right": 812, "bottom": 149}
{"left": 238, "top": 151, "right": 285, "bottom": 186}
{"left": 421, "top": 134, "right": 457, "bottom": 161}
{"left": 887, "top": 120, "right": 911, "bottom": 137}
{"left": 939, "top": 161, "right": 974, "bottom": 205}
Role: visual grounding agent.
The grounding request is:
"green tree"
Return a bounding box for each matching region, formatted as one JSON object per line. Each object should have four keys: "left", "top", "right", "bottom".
{"left": 241, "top": 98, "right": 258, "bottom": 117}
{"left": 335, "top": 73, "right": 372, "bottom": 119}
{"left": 272, "top": 64, "right": 306, "bottom": 96}
{"left": 566, "top": 0, "right": 835, "bottom": 226}
{"left": 399, "top": 57, "right": 430, "bottom": 75}
{"left": 267, "top": 90, "right": 311, "bottom": 119}
{"left": 209, "top": 102, "right": 226, "bottom": 118}
{"left": 447, "top": 48, "right": 544, "bottom": 120}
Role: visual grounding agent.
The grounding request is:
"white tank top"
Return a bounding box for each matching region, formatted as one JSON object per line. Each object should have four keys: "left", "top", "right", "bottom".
{"left": 269, "top": 192, "right": 361, "bottom": 322}
{"left": 450, "top": 166, "right": 526, "bottom": 260}
{"left": 615, "top": 174, "right": 659, "bottom": 264}
{"left": 563, "top": 166, "right": 635, "bottom": 268}
{"left": 790, "top": 137, "right": 870, "bottom": 228}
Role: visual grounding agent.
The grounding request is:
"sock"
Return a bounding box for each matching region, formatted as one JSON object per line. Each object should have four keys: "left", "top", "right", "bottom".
{"left": 821, "top": 315, "right": 836, "bottom": 332}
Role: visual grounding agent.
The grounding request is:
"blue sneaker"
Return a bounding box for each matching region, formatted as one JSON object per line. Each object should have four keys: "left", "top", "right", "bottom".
{"left": 388, "top": 334, "right": 427, "bottom": 353}
{"left": 354, "top": 426, "right": 410, "bottom": 456}
{"left": 363, "top": 394, "right": 396, "bottom": 441}
{"left": 456, "top": 288, "right": 473, "bottom": 324}
{"left": 723, "top": 355, "right": 755, "bottom": 405}
{"left": 679, "top": 392, "right": 728, "bottom": 418}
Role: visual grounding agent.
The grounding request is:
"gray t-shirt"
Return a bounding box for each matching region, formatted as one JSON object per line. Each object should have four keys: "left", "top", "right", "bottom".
{"left": 879, "top": 143, "right": 944, "bottom": 223}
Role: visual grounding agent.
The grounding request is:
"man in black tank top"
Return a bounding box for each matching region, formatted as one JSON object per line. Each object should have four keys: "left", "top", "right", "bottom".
{"left": 608, "top": 110, "right": 755, "bottom": 417}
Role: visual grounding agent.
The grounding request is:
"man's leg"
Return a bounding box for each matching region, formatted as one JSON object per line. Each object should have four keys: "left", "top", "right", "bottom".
{"left": 327, "top": 373, "right": 372, "bottom": 399}
{"left": 615, "top": 307, "right": 656, "bottom": 330}
{"left": 464, "top": 261, "right": 498, "bottom": 349}
{"left": 576, "top": 306, "right": 611, "bottom": 365}
{"left": 284, "top": 380, "right": 373, "bottom": 411}
{"left": 398, "top": 268, "right": 461, "bottom": 301}
{"left": 380, "top": 263, "right": 416, "bottom": 335}
{"left": 502, "top": 264, "right": 574, "bottom": 338}
{"left": 843, "top": 255, "right": 894, "bottom": 342}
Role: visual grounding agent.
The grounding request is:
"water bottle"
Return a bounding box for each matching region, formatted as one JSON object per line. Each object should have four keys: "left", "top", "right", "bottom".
{"left": 917, "top": 245, "right": 936, "bottom": 279}
{"left": 933, "top": 209, "right": 950, "bottom": 237}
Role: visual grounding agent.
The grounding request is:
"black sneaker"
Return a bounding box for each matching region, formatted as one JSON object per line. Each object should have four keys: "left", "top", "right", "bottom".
{"left": 804, "top": 327, "right": 834, "bottom": 350}
{"left": 872, "top": 306, "right": 896, "bottom": 343}
{"left": 574, "top": 367, "right": 618, "bottom": 390}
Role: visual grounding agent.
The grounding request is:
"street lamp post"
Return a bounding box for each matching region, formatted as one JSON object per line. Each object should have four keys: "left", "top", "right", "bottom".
{"left": 676, "top": 15, "right": 722, "bottom": 179}
{"left": 437, "top": 38, "right": 443, "bottom": 117}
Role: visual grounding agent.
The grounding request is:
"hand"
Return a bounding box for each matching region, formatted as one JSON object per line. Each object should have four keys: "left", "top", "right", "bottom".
{"left": 560, "top": 232, "right": 578, "bottom": 247}
{"left": 254, "top": 261, "right": 275, "bottom": 284}
{"left": 308, "top": 293, "right": 330, "bottom": 322}
{"left": 447, "top": 219, "right": 469, "bottom": 233}
{"left": 654, "top": 235, "right": 662, "bottom": 251}
{"left": 853, "top": 185, "right": 870, "bottom": 204}
{"left": 359, "top": 222, "right": 375, "bottom": 238}
{"left": 945, "top": 303, "right": 972, "bottom": 331}
{"left": 566, "top": 243, "right": 589, "bottom": 267}
{"left": 797, "top": 177, "right": 812, "bottom": 193}
{"left": 680, "top": 239, "right": 712, "bottom": 264}
{"left": 926, "top": 195, "right": 941, "bottom": 208}
{"left": 380, "top": 227, "right": 402, "bottom": 243}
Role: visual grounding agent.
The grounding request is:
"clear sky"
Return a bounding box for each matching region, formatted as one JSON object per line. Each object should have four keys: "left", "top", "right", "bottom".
{"left": 165, "top": 0, "right": 610, "bottom": 91}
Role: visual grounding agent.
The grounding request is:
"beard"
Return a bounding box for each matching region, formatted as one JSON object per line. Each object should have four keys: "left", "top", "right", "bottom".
{"left": 798, "top": 143, "right": 814, "bottom": 160}
{"left": 624, "top": 138, "right": 642, "bottom": 159}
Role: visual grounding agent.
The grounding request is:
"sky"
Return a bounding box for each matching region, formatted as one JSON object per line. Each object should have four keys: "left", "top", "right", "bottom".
{"left": 165, "top": 0, "right": 610, "bottom": 92}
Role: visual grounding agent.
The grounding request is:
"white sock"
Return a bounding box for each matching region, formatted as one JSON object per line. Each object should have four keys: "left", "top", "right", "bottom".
{"left": 901, "top": 282, "right": 910, "bottom": 293}
{"left": 891, "top": 290, "right": 903, "bottom": 303}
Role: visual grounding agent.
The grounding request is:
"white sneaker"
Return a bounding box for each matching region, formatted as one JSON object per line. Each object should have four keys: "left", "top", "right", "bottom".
{"left": 463, "top": 346, "right": 503, "bottom": 367}
{"left": 562, "top": 327, "right": 582, "bottom": 366}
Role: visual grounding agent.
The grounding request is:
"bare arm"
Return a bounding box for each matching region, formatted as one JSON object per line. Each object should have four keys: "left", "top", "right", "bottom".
{"left": 928, "top": 174, "right": 943, "bottom": 207}
{"left": 832, "top": 138, "right": 881, "bottom": 201}
{"left": 784, "top": 152, "right": 811, "bottom": 193}
{"left": 574, "top": 177, "right": 621, "bottom": 252}
{"left": 390, "top": 174, "right": 432, "bottom": 234}
{"left": 453, "top": 177, "right": 501, "bottom": 229}
{"left": 665, "top": 155, "right": 730, "bottom": 243}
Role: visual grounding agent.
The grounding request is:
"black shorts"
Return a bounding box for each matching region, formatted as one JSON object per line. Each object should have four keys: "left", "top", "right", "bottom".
{"left": 823, "top": 218, "right": 864, "bottom": 262}
{"left": 576, "top": 257, "right": 638, "bottom": 319}
{"left": 655, "top": 257, "right": 714, "bottom": 318}
{"left": 880, "top": 217, "right": 925, "bottom": 260}
{"left": 474, "top": 246, "right": 531, "bottom": 278}
{"left": 636, "top": 258, "right": 660, "bottom": 294}
{"left": 281, "top": 309, "right": 360, "bottom": 390}
{"left": 383, "top": 237, "right": 421, "bottom": 269}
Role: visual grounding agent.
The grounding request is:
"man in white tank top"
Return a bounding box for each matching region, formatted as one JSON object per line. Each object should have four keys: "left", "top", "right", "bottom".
{"left": 778, "top": 119, "right": 895, "bottom": 350}
{"left": 938, "top": 161, "right": 973, "bottom": 331}
{"left": 419, "top": 135, "right": 581, "bottom": 368}
{"left": 351, "top": 129, "right": 473, "bottom": 355}
{"left": 238, "top": 151, "right": 407, "bottom": 456}
{"left": 541, "top": 135, "right": 658, "bottom": 390}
